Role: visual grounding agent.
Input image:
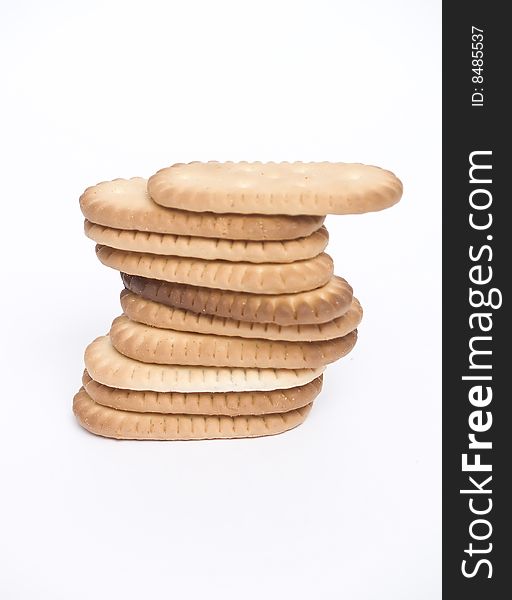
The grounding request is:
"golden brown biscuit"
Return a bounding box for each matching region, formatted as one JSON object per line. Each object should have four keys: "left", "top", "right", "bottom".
{"left": 120, "top": 289, "right": 363, "bottom": 341}
{"left": 122, "top": 273, "right": 353, "bottom": 326}
{"left": 96, "top": 245, "right": 333, "bottom": 294}
{"left": 109, "top": 315, "right": 357, "bottom": 368}
{"left": 84, "top": 221, "right": 329, "bottom": 263}
{"left": 148, "top": 161, "right": 403, "bottom": 215}
{"left": 74, "top": 387, "right": 313, "bottom": 440}
{"left": 82, "top": 370, "right": 323, "bottom": 415}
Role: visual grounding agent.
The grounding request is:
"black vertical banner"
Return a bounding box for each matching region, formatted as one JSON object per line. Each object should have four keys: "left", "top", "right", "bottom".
{"left": 443, "top": 2, "right": 509, "bottom": 598}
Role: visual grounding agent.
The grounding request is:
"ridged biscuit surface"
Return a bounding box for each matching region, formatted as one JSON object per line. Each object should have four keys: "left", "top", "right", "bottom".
{"left": 120, "top": 290, "right": 363, "bottom": 341}
{"left": 97, "top": 245, "right": 333, "bottom": 294}
{"left": 148, "top": 161, "right": 403, "bottom": 215}
{"left": 74, "top": 388, "right": 313, "bottom": 440}
{"left": 80, "top": 177, "right": 325, "bottom": 240}
{"left": 122, "top": 273, "right": 353, "bottom": 326}
{"left": 85, "top": 221, "right": 328, "bottom": 263}
{"left": 82, "top": 370, "right": 323, "bottom": 415}
{"left": 109, "top": 315, "right": 357, "bottom": 368}
{"left": 84, "top": 335, "right": 324, "bottom": 392}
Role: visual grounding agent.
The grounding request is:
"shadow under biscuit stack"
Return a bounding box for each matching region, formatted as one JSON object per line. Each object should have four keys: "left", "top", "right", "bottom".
{"left": 74, "top": 162, "right": 402, "bottom": 440}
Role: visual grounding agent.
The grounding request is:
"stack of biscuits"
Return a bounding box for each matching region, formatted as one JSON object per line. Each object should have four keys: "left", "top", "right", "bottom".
{"left": 74, "top": 162, "right": 402, "bottom": 440}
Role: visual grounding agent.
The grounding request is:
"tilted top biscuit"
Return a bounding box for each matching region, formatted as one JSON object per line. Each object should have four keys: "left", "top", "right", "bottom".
{"left": 148, "top": 161, "right": 403, "bottom": 215}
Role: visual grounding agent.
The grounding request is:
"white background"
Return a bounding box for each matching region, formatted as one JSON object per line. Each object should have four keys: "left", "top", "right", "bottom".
{"left": 0, "top": 1, "right": 441, "bottom": 598}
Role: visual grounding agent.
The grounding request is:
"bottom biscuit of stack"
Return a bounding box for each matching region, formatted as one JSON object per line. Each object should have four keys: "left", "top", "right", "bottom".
{"left": 73, "top": 389, "right": 314, "bottom": 441}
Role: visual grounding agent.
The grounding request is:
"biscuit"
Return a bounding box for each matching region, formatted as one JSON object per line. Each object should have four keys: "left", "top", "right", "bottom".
{"left": 109, "top": 315, "right": 357, "bottom": 368}
{"left": 120, "top": 290, "right": 363, "bottom": 341}
{"left": 97, "top": 245, "right": 333, "bottom": 294}
{"left": 85, "top": 220, "right": 328, "bottom": 263}
{"left": 73, "top": 388, "right": 313, "bottom": 440}
{"left": 122, "top": 273, "right": 353, "bottom": 326}
{"left": 85, "top": 335, "right": 324, "bottom": 392}
{"left": 82, "top": 370, "right": 322, "bottom": 415}
{"left": 80, "top": 177, "right": 325, "bottom": 240}
{"left": 148, "top": 161, "right": 403, "bottom": 215}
